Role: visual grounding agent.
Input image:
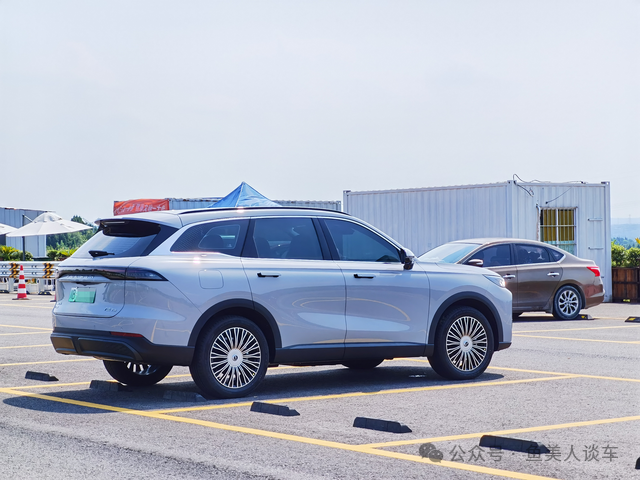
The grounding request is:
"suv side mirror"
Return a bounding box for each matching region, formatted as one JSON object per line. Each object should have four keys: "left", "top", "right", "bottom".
{"left": 467, "top": 259, "right": 484, "bottom": 267}
{"left": 399, "top": 248, "right": 415, "bottom": 270}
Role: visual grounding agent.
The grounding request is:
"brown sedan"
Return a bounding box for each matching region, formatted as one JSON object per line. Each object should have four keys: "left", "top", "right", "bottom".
{"left": 419, "top": 238, "right": 604, "bottom": 320}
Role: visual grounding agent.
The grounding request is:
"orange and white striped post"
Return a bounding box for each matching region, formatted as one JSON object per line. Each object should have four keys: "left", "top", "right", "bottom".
{"left": 15, "top": 264, "right": 29, "bottom": 300}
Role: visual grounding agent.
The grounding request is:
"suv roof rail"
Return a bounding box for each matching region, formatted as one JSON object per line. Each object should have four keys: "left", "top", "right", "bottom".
{"left": 176, "top": 206, "right": 351, "bottom": 216}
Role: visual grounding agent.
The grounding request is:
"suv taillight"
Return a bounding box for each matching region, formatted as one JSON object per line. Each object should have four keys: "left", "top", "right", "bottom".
{"left": 587, "top": 266, "right": 600, "bottom": 277}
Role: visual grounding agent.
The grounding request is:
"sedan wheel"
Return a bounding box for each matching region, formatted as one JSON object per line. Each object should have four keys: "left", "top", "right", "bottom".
{"left": 552, "top": 286, "right": 582, "bottom": 320}
{"left": 190, "top": 316, "right": 269, "bottom": 398}
{"left": 428, "top": 307, "right": 494, "bottom": 380}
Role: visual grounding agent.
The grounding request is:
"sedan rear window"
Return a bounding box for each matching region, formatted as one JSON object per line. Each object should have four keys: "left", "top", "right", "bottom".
{"left": 73, "top": 220, "right": 173, "bottom": 259}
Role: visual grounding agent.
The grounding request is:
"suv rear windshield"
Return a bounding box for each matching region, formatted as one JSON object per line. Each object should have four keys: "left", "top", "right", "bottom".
{"left": 73, "top": 220, "right": 175, "bottom": 259}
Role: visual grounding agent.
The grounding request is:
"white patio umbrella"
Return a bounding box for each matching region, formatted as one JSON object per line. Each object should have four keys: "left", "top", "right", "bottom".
{"left": 0, "top": 223, "right": 17, "bottom": 235}
{"left": 6, "top": 212, "right": 92, "bottom": 260}
{"left": 6, "top": 212, "right": 92, "bottom": 238}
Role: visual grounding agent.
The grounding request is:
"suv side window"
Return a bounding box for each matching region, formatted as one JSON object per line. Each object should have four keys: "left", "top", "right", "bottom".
{"left": 466, "top": 244, "right": 512, "bottom": 267}
{"left": 171, "top": 219, "right": 249, "bottom": 256}
{"left": 245, "top": 217, "right": 323, "bottom": 260}
{"left": 515, "top": 244, "right": 550, "bottom": 265}
{"left": 324, "top": 219, "right": 400, "bottom": 263}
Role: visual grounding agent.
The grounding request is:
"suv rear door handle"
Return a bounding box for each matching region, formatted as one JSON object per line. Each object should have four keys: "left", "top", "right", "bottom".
{"left": 502, "top": 274, "right": 516, "bottom": 279}
{"left": 547, "top": 272, "right": 560, "bottom": 277}
{"left": 257, "top": 272, "right": 280, "bottom": 278}
{"left": 354, "top": 274, "right": 376, "bottom": 279}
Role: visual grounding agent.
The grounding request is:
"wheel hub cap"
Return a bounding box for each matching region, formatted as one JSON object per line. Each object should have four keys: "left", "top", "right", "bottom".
{"left": 460, "top": 336, "right": 473, "bottom": 353}
{"left": 227, "top": 349, "right": 243, "bottom": 367}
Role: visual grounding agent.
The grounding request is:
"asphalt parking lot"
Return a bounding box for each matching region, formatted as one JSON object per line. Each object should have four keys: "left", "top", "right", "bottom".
{"left": 0, "top": 295, "right": 638, "bottom": 480}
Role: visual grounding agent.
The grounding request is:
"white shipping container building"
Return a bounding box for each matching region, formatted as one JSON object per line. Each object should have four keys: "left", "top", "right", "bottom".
{"left": 0, "top": 207, "right": 48, "bottom": 258}
{"left": 344, "top": 181, "right": 612, "bottom": 301}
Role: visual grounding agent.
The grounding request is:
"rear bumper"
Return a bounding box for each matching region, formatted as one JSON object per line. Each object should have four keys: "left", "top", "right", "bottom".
{"left": 584, "top": 283, "right": 605, "bottom": 309}
{"left": 50, "top": 328, "right": 194, "bottom": 366}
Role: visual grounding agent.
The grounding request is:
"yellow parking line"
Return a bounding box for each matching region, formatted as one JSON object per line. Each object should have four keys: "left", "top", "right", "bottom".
{"left": 512, "top": 334, "right": 640, "bottom": 344}
{"left": 0, "top": 303, "right": 53, "bottom": 309}
{"left": 515, "top": 325, "right": 640, "bottom": 333}
{"left": 402, "top": 359, "right": 640, "bottom": 383}
{"left": 12, "top": 381, "right": 94, "bottom": 389}
{"left": 0, "top": 387, "right": 557, "bottom": 480}
{"left": 0, "top": 344, "right": 51, "bottom": 349}
{"left": 151, "top": 375, "right": 577, "bottom": 414}
{"left": 0, "top": 324, "right": 51, "bottom": 331}
{"left": 0, "top": 331, "right": 50, "bottom": 336}
{"left": 357, "top": 448, "right": 559, "bottom": 480}
{"left": 361, "top": 414, "right": 640, "bottom": 448}
{"left": 488, "top": 366, "right": 640, "bottom": 383}
{"left": 0, "top": 359, "right": 96, "bottom": 367}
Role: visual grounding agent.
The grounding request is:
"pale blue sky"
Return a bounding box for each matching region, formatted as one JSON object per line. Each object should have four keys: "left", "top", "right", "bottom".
{"left": 1, "top": 1, "right": 638, "bottom": 221}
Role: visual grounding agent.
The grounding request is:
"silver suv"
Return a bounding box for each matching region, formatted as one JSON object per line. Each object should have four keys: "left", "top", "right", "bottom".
{"left": 51, "top": 207, "right": 512, "bottom": 398}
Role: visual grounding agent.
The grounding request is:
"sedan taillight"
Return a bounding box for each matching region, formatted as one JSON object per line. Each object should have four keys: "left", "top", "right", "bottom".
{"left": 587, "top": 266, "right": 600, "bottom": 277}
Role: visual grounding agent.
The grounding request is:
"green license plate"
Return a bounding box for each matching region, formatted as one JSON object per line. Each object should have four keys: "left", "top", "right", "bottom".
{"left": 68, "top": 287, "right": 96, "bottom": 304}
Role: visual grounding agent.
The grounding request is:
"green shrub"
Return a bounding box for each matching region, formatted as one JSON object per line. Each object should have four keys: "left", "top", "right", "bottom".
{"left": 54, "top": 248, "right": 77, "bottom": 261}
{"left": 47, "top": 249, "right": 59, "bottom": 261}
{"left": 625, "top": 248, "right": 640, "bottom": 268}
{"left": 0, "top": 246, "right": 32, "bottom": 261}
{"left": 611, "top": 242, "right": 627, "bottom": 267}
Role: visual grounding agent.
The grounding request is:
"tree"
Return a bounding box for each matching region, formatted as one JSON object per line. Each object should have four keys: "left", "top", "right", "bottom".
{"left": 46, "top": 215, "right": 97, "bottom": 251}
{"left": 611, "top": 241, "right": 626, "bottom": 267}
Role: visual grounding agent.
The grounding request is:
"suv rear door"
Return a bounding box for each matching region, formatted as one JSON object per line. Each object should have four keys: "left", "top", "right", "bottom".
{"left": 241, "top": 217, "right": 346, "bottom": 360}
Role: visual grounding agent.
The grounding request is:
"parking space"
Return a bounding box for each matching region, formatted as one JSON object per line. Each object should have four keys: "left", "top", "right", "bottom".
{"left": 1, "top": 296, "right": 639, "bottom": 479}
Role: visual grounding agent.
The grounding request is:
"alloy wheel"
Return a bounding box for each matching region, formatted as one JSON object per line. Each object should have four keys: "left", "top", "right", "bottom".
{"left": 445, "top": 316, "right": 488, "bottom": 372}
{"left": 557, "top": 289, "right": 580, "bottom": 317}
{"left": 209, "top": 327, "right": 262, "bottom": 389}
{"left": 125, "top": 363, "right": 161, "bottom": 376}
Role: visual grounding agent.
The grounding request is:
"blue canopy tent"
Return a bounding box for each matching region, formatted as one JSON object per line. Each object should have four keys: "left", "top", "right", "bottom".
{"left": 208, "top": 182, "right": 281, "bottom": 208}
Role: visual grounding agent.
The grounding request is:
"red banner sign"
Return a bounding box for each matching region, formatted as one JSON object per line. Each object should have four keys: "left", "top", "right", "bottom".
{"left": 113, "top": 199, "right": 170, "bottom": 216}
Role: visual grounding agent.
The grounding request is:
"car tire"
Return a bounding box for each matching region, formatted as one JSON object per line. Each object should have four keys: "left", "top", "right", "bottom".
{"left": 552, "top": 285, "right": 582, "bottom": 320}
{"left": 189, "top": 315, "right": 269, "bottom": 399}
{"left": 103, "top": 361, "right": 172, "bottom": 387}
{"left": 342, "top": 359, "right": 384, "bottom": 370}
{"left": 427, "top": 307, "right": 494, "bottom": 380}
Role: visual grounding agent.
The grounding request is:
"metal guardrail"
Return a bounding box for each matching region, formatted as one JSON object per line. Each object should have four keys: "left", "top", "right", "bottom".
{"left": 0, "top": 261, "right": 59, "bottom": 294}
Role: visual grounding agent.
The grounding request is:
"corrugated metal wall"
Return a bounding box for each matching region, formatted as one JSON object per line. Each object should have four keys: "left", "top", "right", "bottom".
{"left": 344, "top": 181, "right": 611, "bottom": 301}
{"left": 344, "top": 184, "right": 510, "bottom": 255}
{"left": 0, "top": 207, "right": 48, "bottom": 258}
{"left": 167, "top": 198, "right": 342, "bottom": 211}
{"left": 168, "top": 198, "right": 221, "bottom": 210}
{"left": 274, "top": 200, "right": 342, "bottom": 211}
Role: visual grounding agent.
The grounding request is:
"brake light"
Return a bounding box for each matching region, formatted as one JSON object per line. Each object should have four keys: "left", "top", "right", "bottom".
{"left": 587, "top": 266, "right": 600, "bottom": 277}
{"left": 124, "top": 268, "right": 167, "bottom": 281}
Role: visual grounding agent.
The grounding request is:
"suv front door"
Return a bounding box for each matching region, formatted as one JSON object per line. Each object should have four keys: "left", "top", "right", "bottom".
{"left": 321, "top": 218, "right": 430, "bottom": 358}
